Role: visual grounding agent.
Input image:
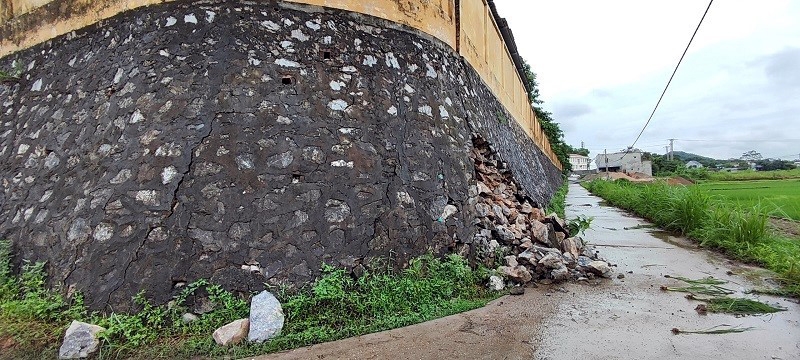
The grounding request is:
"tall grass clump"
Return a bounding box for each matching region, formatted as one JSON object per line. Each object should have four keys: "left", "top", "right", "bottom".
{"left": 583, "top": 180, "right": 800, "bottom": 296}
{"left": 695, "top": 206, "right": 768, "bottom": 256}
{"left": 667, "top": 187, "right": 711, "bottom": 235}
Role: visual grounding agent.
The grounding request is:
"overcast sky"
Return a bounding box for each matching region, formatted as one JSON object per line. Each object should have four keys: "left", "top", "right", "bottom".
{"left": 493, "top": 0, "right": 800, "bottom": 161}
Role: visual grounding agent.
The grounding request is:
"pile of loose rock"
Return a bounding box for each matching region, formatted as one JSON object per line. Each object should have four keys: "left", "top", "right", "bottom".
{"left": 469, "top": 136, "right": 612, "bottom": 290}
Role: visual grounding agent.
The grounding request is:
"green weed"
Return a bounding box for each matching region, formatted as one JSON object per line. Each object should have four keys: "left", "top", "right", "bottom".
{"left": 0, "top": 241, "right": 87, "bottom": 358}
{"left": 695, "top": 297, "right": 785, "bottom": 315}
{"left": 0, "top": 61, "right": 23, "bottom": 82}
{"left": 495, "top": 111, "right": 508, "bottom": 125}
{"left": 567, "top": 215, "right": 593, "bottom": 237}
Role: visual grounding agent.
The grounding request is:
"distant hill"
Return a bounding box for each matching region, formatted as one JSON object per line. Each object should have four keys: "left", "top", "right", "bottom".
{"left": 670, "top": 151, "right": 716, "bottom": 162}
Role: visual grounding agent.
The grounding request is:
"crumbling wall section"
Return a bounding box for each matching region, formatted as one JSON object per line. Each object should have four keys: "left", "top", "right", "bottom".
{"left": 0, "top": 0, "right": 562, "bottom": 310}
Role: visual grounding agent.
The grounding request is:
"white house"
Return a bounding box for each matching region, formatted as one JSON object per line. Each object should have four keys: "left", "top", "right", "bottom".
{"left": 685, "top": 160, "right": 703, "bottom": 169}
{"left": 594, "top": 150, "right": 652, "bottom": 176}
{"left": 569, "top": 154, "right": 591, "bottom": 171}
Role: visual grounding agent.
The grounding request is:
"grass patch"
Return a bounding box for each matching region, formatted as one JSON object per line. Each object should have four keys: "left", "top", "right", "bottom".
{"left": 583, "top": 180, "right": 800, "bottom": 297}
{"left": 0, "top": 240, "right": 88, "bottom": 357}
{"left": 546, "top": 180, "right": 568, "bottom": 218}
{"left": 0, "top": 240, "right": 497, "bottom": 359}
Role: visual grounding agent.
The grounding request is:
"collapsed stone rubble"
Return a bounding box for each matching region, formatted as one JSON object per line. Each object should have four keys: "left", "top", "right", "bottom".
{"left": 469, "top": 135, "right": 611, "bottom": 288}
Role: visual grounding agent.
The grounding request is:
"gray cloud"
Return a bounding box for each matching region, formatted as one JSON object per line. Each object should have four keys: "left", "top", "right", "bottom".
{"left": 591, "top": 89, "right": 613, "bottom": 98}
{"left": 553, "top": 101, "right": 593, "bottom": 119}
{"left": 760, "top": 47, "right": 800, "bottom": 87}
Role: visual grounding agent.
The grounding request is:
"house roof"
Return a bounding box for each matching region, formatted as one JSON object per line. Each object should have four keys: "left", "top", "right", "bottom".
{"left": 569, "top": 154, "right": 590, "bottom": 159}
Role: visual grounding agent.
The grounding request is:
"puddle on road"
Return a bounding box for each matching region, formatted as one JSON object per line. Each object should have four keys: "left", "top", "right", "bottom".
{"left": 723, "top": 265, "right": 778, "bottom": 288}
{"left": 646, "top": 229, "right": 698, "bottom": 250}
{"left": 623, "top": 224, "right": 656, "bottom": 230}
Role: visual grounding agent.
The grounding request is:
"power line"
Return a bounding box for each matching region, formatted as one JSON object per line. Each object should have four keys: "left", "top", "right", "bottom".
{"left": 626, "top": 0, "right": 714, "bottom": 150}
{"left": 673, "top": 138, "right": 800, "bottom": 143}
{"left": 586, "top": 142, "right": 667, "bottom": 150}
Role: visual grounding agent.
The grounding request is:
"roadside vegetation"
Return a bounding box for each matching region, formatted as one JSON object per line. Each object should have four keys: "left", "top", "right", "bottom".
{"left": 0, "top": 240, "right": 496, "bottom": 359}
{"left": 545, "top": 181, "right": 568, "bottom": 218}
{"left": 583, "top": 180, "right": 800, "bottom": 297}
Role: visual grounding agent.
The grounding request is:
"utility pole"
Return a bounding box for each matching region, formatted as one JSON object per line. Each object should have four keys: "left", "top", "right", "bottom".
{"left": 668, "top": 138, "right": 675, "bottom": 161}
{"left": 604, "top": 148, "right": 608, "bottom": 179}
{"left": 581, "top": 141, "right": 585, "bottom": 149}
{"left": 665, "top": 146, "right": 670, "bottom": 156}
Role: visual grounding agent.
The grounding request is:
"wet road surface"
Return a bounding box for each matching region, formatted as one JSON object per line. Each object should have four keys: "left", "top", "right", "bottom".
{"left": 252, "top": 183, "right": 800, "bottom": 360}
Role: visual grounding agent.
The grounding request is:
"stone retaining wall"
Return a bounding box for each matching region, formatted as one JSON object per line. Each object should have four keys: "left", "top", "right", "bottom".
{"left": 0, "top": 0, "right": 562, "bottom": 310}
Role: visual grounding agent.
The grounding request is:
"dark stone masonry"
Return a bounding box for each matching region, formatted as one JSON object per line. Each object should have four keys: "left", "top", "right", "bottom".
{"left": 0, "top": 0, "right": 562, "bottom": 310}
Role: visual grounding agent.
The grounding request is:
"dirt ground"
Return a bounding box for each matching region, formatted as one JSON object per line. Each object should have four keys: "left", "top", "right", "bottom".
{"left": 770, "top": 217, "right": 800, "bottom": 237}
{"left": 250, "top": 184, "right": 800, "bottom": 360}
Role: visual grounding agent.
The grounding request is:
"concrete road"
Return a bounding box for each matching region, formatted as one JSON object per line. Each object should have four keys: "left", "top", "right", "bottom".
{"left": 251, "top": 183, "right": 800, "bottom": 360}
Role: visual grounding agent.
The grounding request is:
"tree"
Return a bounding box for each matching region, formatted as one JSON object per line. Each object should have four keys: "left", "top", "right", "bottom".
{"left": 646, "top": 152, "right": 684, "bottom": 176}
{"left": 521, "top": 59, "right": 571, "bottom": 175}
{"left": 566, "top": 144, "right": 590, "bottom": 157}
{"left": 755, "top": 159, "right": 795, "bottom": 171}
{"left": 740, "top": 150, "right": 762, "bottom": 162}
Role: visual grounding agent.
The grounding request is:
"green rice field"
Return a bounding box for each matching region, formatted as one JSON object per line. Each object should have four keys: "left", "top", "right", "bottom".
{"left": 695, "top": 179, "right": 800, "bottom": 221}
